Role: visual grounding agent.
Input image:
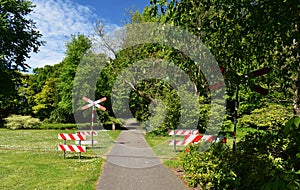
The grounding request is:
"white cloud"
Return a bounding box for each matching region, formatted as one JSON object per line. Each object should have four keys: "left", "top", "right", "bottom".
{"left": 26, "top": 0, "right": 99, "bottom": 69}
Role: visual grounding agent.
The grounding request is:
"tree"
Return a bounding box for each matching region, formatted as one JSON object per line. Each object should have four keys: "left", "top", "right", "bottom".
{"left": 93, "top": 21, "right": 215, "bottom": 132}
{"left": 146, "top": 0, "right": 299, "bottom": 115}
{"left": 144, "top": 1, "right": 299, "bottom": 188}
{"left": 32, "top": 77, "right": 57, "bottom": 120}
{"left": 0, "top": 0, "right": 42, "bottom": 124}
{"left": 55, "top": 34, "right": 92, "bottom": 123}
{"left": 17, "top": 64, "right": 61, "bottom": 119}
{"left": 0, "top": 0, "right": 42, "bottom": 71}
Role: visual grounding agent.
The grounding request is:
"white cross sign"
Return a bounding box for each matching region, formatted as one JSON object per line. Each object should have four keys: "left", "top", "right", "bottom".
{"left": 81, "top": 96, "right": 107, "bottom": 111}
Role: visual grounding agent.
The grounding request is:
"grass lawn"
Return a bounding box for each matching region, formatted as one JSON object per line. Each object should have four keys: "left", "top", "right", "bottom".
{"left": 0, "top": 129, "right": 120, "bottom": 190}
{"left": 145, "top": 134, "right": 185, "bottom": 169}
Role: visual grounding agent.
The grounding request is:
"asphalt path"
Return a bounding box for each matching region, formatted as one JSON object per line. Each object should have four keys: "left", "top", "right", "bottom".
{"left": 96, "top": 120, "right": 189, "bottom": 190}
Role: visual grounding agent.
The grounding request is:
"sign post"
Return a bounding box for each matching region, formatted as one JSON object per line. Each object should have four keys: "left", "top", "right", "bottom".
{"left": 82, "top": 96, "right": 107, "bottom": 148}
{"left": 232, "top": 67, "right": 270, "bottom": 152}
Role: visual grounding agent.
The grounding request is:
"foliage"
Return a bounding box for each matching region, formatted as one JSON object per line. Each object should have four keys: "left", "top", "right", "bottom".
{"left": 0, "top": 71, "right": 21, "bottom": 126}
{"left": 72, "top": 50, "right": 111, "bottom": 125}
{"left": 16, "top": 34, "right": 92, "bottom": 123}
{"left": 234, "top": 118, "right": 300, "bottom": 190}
{"left": 18, "top": 65, "right": 63, "bottom": 119}
{"left": 4, "top": 115, "right": 41, "bottom": 130}
{"left": 32, "top": 77, "right": 57, "bottom": 120}
{"left": 182, "top": 143, "right": 237, "bottom": 189}
{"left": 181, "top": 117, "right": 300, "bottom": 189}
{"left": 146, "top": 0, "right": 299, "bottom": 114}
{"left": 0, "top": 0, "right": 42, "bottom": 125}
{"left": 0, "top": 0, "right": 42, "bottom": 71}
{"left": 239, "top": 104, "right": 294, "bottom": 130}
{"left": 56, "top": 34, "right": 92, "bottom": 123}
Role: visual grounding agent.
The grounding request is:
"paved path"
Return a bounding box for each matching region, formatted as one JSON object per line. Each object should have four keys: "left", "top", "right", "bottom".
{"left": 96, "top": 120, "right": 189, "bottom": 190}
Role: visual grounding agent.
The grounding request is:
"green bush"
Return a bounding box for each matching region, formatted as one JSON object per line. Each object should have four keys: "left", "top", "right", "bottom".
{"left": 235, "top": 126, "right": 300, "bottom": 190}
{"left": 4, "top": 115, "right": 41, "bottom": 130}
{"left": 182, "top": 143, "right": 237, "bottom": 189}
{"left": 24, "top": 117, "right": 41, "bottom": 128}
{"left": 239, "top": 104, "right": 293, "bottom": 130}
{"left": 181, "top": 117, "right": 300, "bottom": 189}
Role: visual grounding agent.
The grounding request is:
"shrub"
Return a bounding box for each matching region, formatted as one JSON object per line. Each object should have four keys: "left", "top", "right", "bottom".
{"left": 4, "top": 115, "right": 41, "bottom": 130}
{"left": 182, "top": 143, "right": 237, "bottom": 189}
{"left": 239, "top": 104, "right": 293, "bottom": 130}
{"left": 235, "top": 127, "right": 300, "bottom": 190}
{"left": 24, "top": 117, "right": 41, "bottom": 128}
{"left": 181, "top": 117, "right": 300, "bottom": 189}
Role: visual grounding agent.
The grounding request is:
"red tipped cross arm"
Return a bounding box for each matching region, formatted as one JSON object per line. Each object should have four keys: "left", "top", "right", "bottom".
{"left": 81, "top": 96, "right": 106, "bottom": 148}
{"left": 82, "top": 96, "right": 107, "bottom": 111}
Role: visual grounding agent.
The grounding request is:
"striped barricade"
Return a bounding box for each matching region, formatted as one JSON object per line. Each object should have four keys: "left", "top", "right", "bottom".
{"left": 76, "top": 131, "right": 98, "bottom": 145}
{"left": 168, "top": 129, "right": 226, "bottom": 147}
{"left": 78, "top": 131, "right": 98, "bottom": 136}
{"left": 168, "top": 129, "right": 199, "bottom": 136}
{"left": 58, "top": 133, "right": 87, "bottom": 159}
{"left": 58, "top": 144, "right": 86, "bottom": 152}
{"left": 58, "top": 133, "right": 86, "bottom": 141}
{"left": 168, "top": 135, "right": 226, "bottom": 146}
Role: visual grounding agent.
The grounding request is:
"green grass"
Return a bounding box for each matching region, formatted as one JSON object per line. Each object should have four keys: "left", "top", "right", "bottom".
{"left": 145, "top": 134, "right": 185, "bottom": 169}
{"left": 0, "top": 129, "right": 120, "bottom": 190}
{"left": 222, "top": 125, "right": 262, "bottom": 148}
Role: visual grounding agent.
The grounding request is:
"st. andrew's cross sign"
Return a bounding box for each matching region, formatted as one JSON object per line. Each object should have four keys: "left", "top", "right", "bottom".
{"left": 81, "top": 96, "right": 107, "bottom": 147}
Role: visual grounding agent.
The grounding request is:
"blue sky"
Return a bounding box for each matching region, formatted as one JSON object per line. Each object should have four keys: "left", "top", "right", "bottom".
{"left": 74, "top": 0, "right": 150, "bottom": 25}
{"left": 27, "top": 0, "right": 150, "bottom": 70}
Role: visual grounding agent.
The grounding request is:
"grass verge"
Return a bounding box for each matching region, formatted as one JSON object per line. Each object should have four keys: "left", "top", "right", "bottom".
{"left": 0, "top": 129, "right": 120, "bottom": 190}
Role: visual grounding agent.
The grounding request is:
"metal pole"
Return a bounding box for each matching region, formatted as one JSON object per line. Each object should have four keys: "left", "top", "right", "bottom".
{"left": 78, "top": 139, "right": 81, "bottom": 160}
{"left": 91, "top": 105, "right": 94, "bottom": 148}
{"left": 233, "top": 85, "right": 239, "bottom": 153}
{"left": 63, "top": 140, "right": 66, "bottom": 159}
{"left": 173, "top": 129, "right": 176, "bottom": 152}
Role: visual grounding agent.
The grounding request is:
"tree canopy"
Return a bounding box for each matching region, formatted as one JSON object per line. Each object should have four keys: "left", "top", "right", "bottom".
{"left": 0, "top": 0, "right": 42, "bottom": 123}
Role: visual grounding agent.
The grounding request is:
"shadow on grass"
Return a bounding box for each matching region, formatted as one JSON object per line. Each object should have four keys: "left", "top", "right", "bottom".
{"left": 65, "top": 155, "right": 100, "bottom": 160}
{"left": 86, "top": 146, "right": 107, "bottom": 150}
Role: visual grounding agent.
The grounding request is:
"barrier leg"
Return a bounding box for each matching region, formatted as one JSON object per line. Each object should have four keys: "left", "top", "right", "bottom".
{"left": 78, "top": 140, "right": 81, "bottom": 160}
{"left": 173, "top": 129, "right": 176, "bottom": 152}
{"left": 91, "top": 131, "right": 94, "bottom": 149}
{"left": 63, "top": 140, "right": 66, "bottom": 159}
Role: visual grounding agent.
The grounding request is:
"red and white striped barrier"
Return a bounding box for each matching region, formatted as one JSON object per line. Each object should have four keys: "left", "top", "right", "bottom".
{"left": 168, "top": 129, "right": 226, "bottom": 146}
{"left": 168, "top": 135, "right": 226, "bottom": 146}
{"left": 58, "top": 144, "right": 86, "bottom": 152}
{"left": 168, "top": 129, "right": 199, "bottom": 136}
{"left": 58, "top": 133, "right": 86, "bottom": 141}
{"left": 58, "top": 133, "right": 87, "bottom": 159}
{"left": 169, "top": 135, "right": 220, "bottom": 146}
{"left": 78, "top": 131, "right": 98, "bottom": 136}
{"left": 76, "top": 131, "right": 98, "bottom": 145}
